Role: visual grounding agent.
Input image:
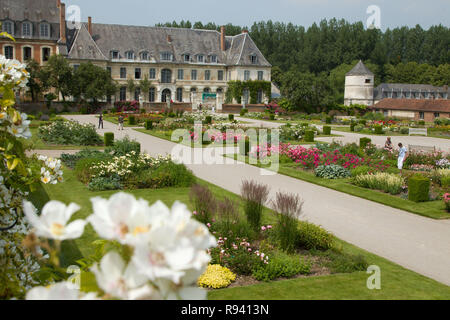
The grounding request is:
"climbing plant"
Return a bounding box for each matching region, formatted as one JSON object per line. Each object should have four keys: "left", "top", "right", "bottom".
{"left": 226, "top": 80, "right": 271, "bottom": 104}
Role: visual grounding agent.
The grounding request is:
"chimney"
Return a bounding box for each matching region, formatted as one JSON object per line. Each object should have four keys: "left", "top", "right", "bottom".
{"left": 88, "top": 16, "right": 92, "bottom": 35}
{"left": 59, "top": 3, "right": 66, "bottom": 43}
{"left": 167, "top": 35, "right": 172, "bottom": 43}
{"left": 220, "top": 26, "right": 226, "bottom": 51}
{"left": 242, "top": 30, "right": 248, "bottom": 34}
{"left": 57, "top": 0, "right": 61, "bottom": 8}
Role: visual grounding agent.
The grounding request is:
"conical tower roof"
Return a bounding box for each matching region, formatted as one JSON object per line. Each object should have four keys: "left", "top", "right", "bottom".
{"left": 346, "top": 60, "right": 374, "bottom": 76}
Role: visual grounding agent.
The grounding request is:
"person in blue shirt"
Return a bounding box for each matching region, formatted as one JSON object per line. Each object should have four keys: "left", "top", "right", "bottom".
{"left": 397, "top": 143, "right": 408, "bottom": 174}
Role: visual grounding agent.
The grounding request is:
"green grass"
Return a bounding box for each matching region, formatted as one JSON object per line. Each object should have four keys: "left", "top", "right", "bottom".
{"left": 226, "top": 155, "right": 449, "bottom": 220}
{"left": 103, "top": 116, "right": 141, "bottom": 127}
{"left": 34, "top": 167, "right": 450, "bottom": 299}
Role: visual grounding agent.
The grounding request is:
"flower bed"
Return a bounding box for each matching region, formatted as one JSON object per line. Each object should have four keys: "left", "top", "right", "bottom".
{"left": 38, "top": 120, "right": 102, "bottom": 146}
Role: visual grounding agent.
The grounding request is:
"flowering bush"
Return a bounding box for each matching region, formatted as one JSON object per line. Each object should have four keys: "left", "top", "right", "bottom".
{"left": 197, "top": 264, "right": 236, "bottom": 289}
{"left": 38, "top": 120, "right": 102, "bottom": 146}
{"left": 114, "top": 100, "right": 140, "bottom": 113}
{"left": 38, "top": 155, "right": 64, "bottom": 184}
{"left": 436, "top": 159, "right": 450, "bottom": 169}
{"left": 23, "top": 193, "right": 217, "bottom": 300}
{"left": 353, "top": 173, "right": 404, "bottom": 195}
{"left": 444, "top": 193, "right": 450, "bottom": 212}
{"left": 410, "top": 164, "right": 435, "bottom": 172}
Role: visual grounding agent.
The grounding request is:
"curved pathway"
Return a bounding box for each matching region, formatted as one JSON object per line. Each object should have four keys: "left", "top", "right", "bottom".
{"left": 62, "top": 115, "right": 450, "bottom": 286}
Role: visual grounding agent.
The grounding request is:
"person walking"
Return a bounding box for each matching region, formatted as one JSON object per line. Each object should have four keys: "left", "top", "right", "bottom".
{"left": 98, "top": 112, "right": 104, "bottom": 129}
{"left": 118, "top": 115, "right": 124, "bottom": 131}
{"left": 397, "top": 143, "right": 408, "bottom": 175}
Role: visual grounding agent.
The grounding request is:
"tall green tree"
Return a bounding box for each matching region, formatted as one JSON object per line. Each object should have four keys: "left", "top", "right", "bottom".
{"left": 43, "top": 54, "right": 73, "bottom": 102}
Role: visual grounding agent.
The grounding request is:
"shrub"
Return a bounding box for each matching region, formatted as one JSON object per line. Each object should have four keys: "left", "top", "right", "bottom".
{"left": 350, "top": 122, "right": 356, "bottom": 132}
{"left": 444, "top": 193, "right": 450, "bottom": 212}
{"left": 145, "top": 120, "right": 153, "bottom": 130}
{"left": 190, "top": 184, "right": 217, "bottom": 224}
{"left": 353, "top": 173, "right": 404, "bottom": 195}
{"left": 205, "top": 115, "right": 212, "bottom": 124}
{"left": 128, "top": 115, "right": 136, "bottom": 125}
{"left": 418, "top": 120, "right": 425, "bottom": 126}
{"left": 351, "top": 165, "right": 372, "bottom": 177}
{"left": 147, "top": 162, "right": 195, "bottom": 188}
{"left": 228, "top": 114, "right": 234, "bottom": 121}
{"left": 61, "top": 150, "right": 110, "bottom": 169}
{"left": 315, "top": 164, "right": 351, "bottom": 179}
{"left": 322, "top": 126, "right": 331, "bottom": 135}
{"left": 74, "top": 157, "right": 102, "bottom": 184}
{"left": 198, "top": 265, "right": 236, "bottom": 289}
{"left": 252, "top": 252, "right": 311, "bottom": 282}
{"left": 359, "top": 119, "right": 367, "bottom": 126}
{"left": 272, "top": 192, "right": 303, "bottom": 253}
{"left": 400, "top": 127, "right": 409, "bottom": 135}
{"left": 80, "top": 106, "right": 89, "bottom": 114}
{"left": 240, "top": 108, "right": 248, "bottom": 116}
{"left": 241, "top": 180, "right": 270, "bottom": 233}
{"left": 441, "top": 176, "right": 450, "bottom": 188}
{"left": 104, "top": 132, "right": 114, "bottom": 147}
{"left": 239, "top": 137, "right": 250, "bottom": 156}
{"left": 325, "top": 116, "right": 332, "bottom": 124}
{"left": 408, "top": 174, "right": 430, "bottom": 202}
{"left": 374, "top": 124, "right": 383, "bottom": 134}
{"left": 88, "top": 176, "right": 122, "bottom": 191}
{"left": 269, "top": 114, "right": 275, "bottom": 120}
{"left": 360, "top": 137, "right": 371, "bottom": 149}
{"left": 107, "top": 136, "right": 140, "bottom": 156}
{"left": 38, "top": 120, "right": 102, "bottom": 146}
{"left": 297, "top": 221, "right": 334, "bottom": 250}
{"left": 325, "top": 250, "right": 368, "bottom": 274}
{"left": 304, "top": 130, "right": 314, "bottom": 142}
{"left": 216, "top": 198, "right": 240, "bottom": 239}
{"left": 354, "top": 124, "right": 364, "bottom": 132}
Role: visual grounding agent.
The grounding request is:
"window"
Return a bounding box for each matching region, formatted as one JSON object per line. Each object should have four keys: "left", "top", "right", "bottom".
{"left": 176, "top": 88, "right": 183, "bottom": 102}
{"left": 126, "top": 51, "right": 135, "bottom": 60}
{"left": 40, "top": 23, "right": 50, "bottom": 38}
{"left": 140, "top": 52, "right": 149, "bottom": 60}
{"left": 419, "top": 112, "right": 425, "bottom": 120}
{"left": 217, "top": 88, "right": 223, "bottom": 94}
{"left": 135, "top": 88, "right": 141, "bottom": 101}
{"left": 191, "top": 69, "right": 197, "bottom": 80}
{"left": 23, "top": 47, "right": 32, "bottom": 61}
{"left": 244, "top": 70, "right": 250, "bottom": 81}
{"left": 210, "top": 55, "right": 217, "bottom": 63}
{"left": 120, "top": 87, "right": 127, "bottom": 101}
{"left": 183, "top": 54, "right": 190, "bottom": 62}
{"left": 149, "top": 88, "right": 155, "bottom": 102}
{"left": 434, "top": 113, "right": 440, "bottom": 118}
{"left": 177, "top": 69, "right": 184, "bottom": 80}
{"left": 250, "top": 54, "right": 258, "bottom": 64}
{"left": 197, "top": 55, "right": 204, "bottom": 63}
{"left": 243, "top": 89, "right": 250, "bottom": 104}
{"left": 257, "top": 71, "right": 264, "bottom": 81}
{"left": 2, "top": 21, "right": 13, "bottom": 35}
{"left": 42, "top": 48, "right": 50, "bottom": 62}
{"left": 365, "top": 79, "right": 371, "bottom": 84}
{"left": 257, "top": 90, "right": 263, "bottom": 104}
{"left": 205, "top": 70, "right": 210, "bottom": 81}
{"left": 161, "top": 89, "right": 171, "bottom": 102}
{"left": 161, "top": 69, "right": 172, "bottom": 83}
{"left": 204, "top": 88, "right": 210, "bottom": 93}
{"left": 120, "top": 67, "right": 127, "bottom": 79}
{"left": 149, "top": 68, "right": 156, "bottom": 79}
{"left": 22, "top": 22, "right": 32, "bottom": 37}
{"left": 160, "top": 52, "right": 172, "bottom": 61}
{"left": 383, "top": 110, "right": 388, "bottom": 117}
{"left": 218, "top": 70, "right": 224, "bottom": 81}
{"left": 111, "top": 51, "right": 119, "bottom": 59}
{"left": 4, "top": 46, "right": 14, "bottom": 59}
{"left": 135, "top": 68, "right": 141, "bottom": 79}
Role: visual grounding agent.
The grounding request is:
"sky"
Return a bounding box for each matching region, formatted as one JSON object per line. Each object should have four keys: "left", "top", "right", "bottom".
{"left": 64, "top": 0, "right": 450, "bottom": 30}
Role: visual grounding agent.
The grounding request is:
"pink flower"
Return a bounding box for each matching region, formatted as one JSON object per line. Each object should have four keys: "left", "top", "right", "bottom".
{"left": 207, "top": 223, "right": 211, "bottom": 228}
{"left": 261, "top": 226, "right": 267, "bottom": 231}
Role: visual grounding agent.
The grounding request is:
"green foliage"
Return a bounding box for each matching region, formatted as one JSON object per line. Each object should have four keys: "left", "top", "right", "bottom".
{"left": 374, "top": 124, "right": 383, "bottom": 134}
{"left": 75, "top": 157, "right": 102, "bottom": 184}
{"left": 353, "top": 173, "right": 404, "bottom": 195}
{"left": 322, "top": 250, "right": 368, "bottom": 274}
{"left": 61, "top": 150, "right": 110, "bottom": 169}
{"left": 252, "top": 252, "right": 311, "bottom": 282}
{"left": 88, "top": 176, "right": 122, "bottom": 191}
{"left": 145, "top": 120, "right": 153, "bottom": 130}
{"left": 400, "top": 127, "right": 410, "bottom": 135}
{"left": 315, "top": 164, "right": 351, "bottom": 179}
{"left": 441, "top": 176, "right": 450, "bottom": 188}
{"left": 146, "top": 162, "right": 196, "bottom": 188}
{"left": 304, "top": 130, "right": 314, "bottom": 142}
{"left": 228, "top": 114, "right": 234, "bottom": 121}
{"left": 351, "top": 165, "right": 372, "bottom": 177}
{"left": 297, "top": 221, "right": 335, "bottom": 251}
{"left": 408, "top": 174, "right": 430, "bottom": 202}
{"left": 360, "top": 137, "right": 372, "bottom": 149}
{"left": 106, "top": 136, "right": 140, "bottom": 156}
{"left": 190, "top": 184, "right": 217, "bottom": 225}
{"left": 38, "top": 120, "right": 102, "bottom": 146}
{"left": 205, "top": 115, "right": 212, "bottom": 124}
{"left": 128, "top": 115, "right": 136, "bottom": 125}
{"left": 104, "top": 132, "right": 114, "bottom": 147}
{"left": 325, "top": 116, "right": 332, "bottom": 124}
{"left": 226, "top": 80, "right": 271, "bottom": 104}
{"left": 322, "top": 126, "right": 331, "bottom": 135}
{"left": 240, "top": 108, "right": 249, "bottom": 116}
{"left": 350, "top": 122, "right": 356, "bottom": 132}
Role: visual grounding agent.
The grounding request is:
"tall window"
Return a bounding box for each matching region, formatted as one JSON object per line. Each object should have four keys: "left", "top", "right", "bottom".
{"left": 149, "top": 88, "right": 155, "bottom": 102}
{"left": 210, "top": 55, "right": 217, "bottom": 63}
{"left": 111, "top": 51, "right": 119, "bottom": 59}
{"left": 40, "top": 23, "right": 50, "bottom": 38}
{"left": 120, "top": 87, "right": 127, "bottom": 101}
{"left": 257, "top": 90, "right": 263, "bottom": 104}
{"left": 120, "top": 67, "right": 127, "bottom": 79}
{"left": 23, "top": 47, "right": 32, "bottom": 61}
{"left": 243, "top": 89, "right": 250, "bottom": 104}
{"left": 191, "top": 69, "right": 197, "bottom": 80}
{"left": 22, "top": 22, "right": 32, "bottom": 37}
{"left": 149, "top": 68, "right": 156, "bottom": 79}
{"left": 42, "top": 48, "right": 50, "bottom": 62}
{"left": 176, "top": 88, "right": 183, "bottom": 102}
{"left": 197, "top": 55, "right": 204, "bottom": 63}
{"left": 135, "top": 68, "right": 141, "bottom": 79}
{"left": 205, "top": 70, "right": 211, "bottom": 81}
{"left": 419, "top": 112, "right": 425, "bottom": 120}
{"left": 257, "top": 71, "right": 264, "bottom": 81}
{"left": 177, "top": 69, "right": 184, "bottom": 80}
{"left": 183, "top": 54, "right": 190, "bottom": 62}
{"left": 126, "top": 51, "right": 135, "bottom": 60}
{"left": 218, "top": 70, "right": 224, "bottom": 81}
{"left": 244, "top": 70, "right": 250, "bottom": 81}
{"left": 161, "top": 69, "right": 172, "bottom": 83}
{"left": 2, "top": 21, "right": 13, "bottom": 34}
{"left": 4, "top": 46, "right": 14, "bottom": 59}
{"left": 434, "top": 112, "right": 440, "bottom": 118}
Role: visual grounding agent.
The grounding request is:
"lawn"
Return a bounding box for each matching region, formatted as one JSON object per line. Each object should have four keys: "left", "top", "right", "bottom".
{"left": 32, "top": 167, "right": 450, "bottom": 299}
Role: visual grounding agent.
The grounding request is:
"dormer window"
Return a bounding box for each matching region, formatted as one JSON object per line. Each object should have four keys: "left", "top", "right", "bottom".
{"left": 140, "top": 52, "right": 149, "bottom": 61}
{"left": 250, "top": 54, "right": 258, "bottom": 65}
{"left": 197, "top": 55, "right": 204, "bottom": 63}
{"left": 183, "top": 54, "right": 190, "bottom": 62}
{"left": 2, "top": 21, "right": 14, "bottom": 35}
{"left": 40, "top": 23, "right": 50, "bottom": 38}
{"left": 22, "top": 22, "right": 32, "bottom": 37}
{"left": 126, "top": 51, "right": 135, "bottom": 60}
{"left": 161, "top": 52, "right": 173, "bottom": 61}
{"left": 210, "top": 55, "right": 217, "bottom": 63}
{"left": 111, "top": 51, "right": 119, "bottom": 59}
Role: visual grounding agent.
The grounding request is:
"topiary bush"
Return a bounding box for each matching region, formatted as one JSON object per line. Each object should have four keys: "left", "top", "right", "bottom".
{"left": 325, "top": 116, "right": 332, "bottom": 124}
{"left": 360, "top": 137, "right": 371, "bottom": 149}
{"left": 205, "top": 115, "right": 212, "bottom": 124}
{"left": 400, "top": 127, "right": 409, "bottom": 135}
{"left": 296, "top": 221, "right": 335, "bottom": 251}
{"left": 304, "top": 130, "right": 314, "bottom": 142}
{"left": 323, "top": 126, "right": 331, "bottom": 135}
{"left": 240, "top": 108, "right": 248, "bottom": 116}
{"left": 350, "top": 122, "right": 356, "bottom": 132}
{"left": 315, "top": 164, "right": 351, "bottom": 179}
{"left": 104, "top": 132, "right": 114, "bottom": 146}
{"left": 145, "top": 120, "right": 153, "bottom": 130}
{"left": 128, "top": 115, "right": 136, "bottom": 125}
{"left": 408, "top": 174, "right": 430, "bottom": 202}
{"left": 228, "top": 114, "right": 234, "bottom": 121}
{"left": 374, "top": 124, "right": 383, "bottom": 134}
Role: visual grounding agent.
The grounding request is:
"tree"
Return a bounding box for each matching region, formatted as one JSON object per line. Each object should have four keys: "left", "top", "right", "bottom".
{"left": 71, "top": 62, "right": 117, "bottom": 104}
{"left": 127, "top": 79, "right": 136, "bottom": 98}
{"left": 26, "top": 60, "right": 50, "bottom": 102}
{"left": 139, "top": 76, "right": 151, "bottom": 102}
{"left": 43, "top": 54, "right": 73, "bottom": 102}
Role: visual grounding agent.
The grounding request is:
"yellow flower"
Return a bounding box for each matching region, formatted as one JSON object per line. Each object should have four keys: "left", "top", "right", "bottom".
{"left": 197, "top": 265, "right": 236, "bottom": 289}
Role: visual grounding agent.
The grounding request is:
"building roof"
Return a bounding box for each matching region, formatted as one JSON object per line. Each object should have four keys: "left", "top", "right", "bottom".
{"left": 373, "top": 99, "right": 450, "bottom": 113}
{"left": 374, "top": 83, "right": 450, "bottom": 100}
{"left": 346, "top": 60, "right": 374, "bottom": 76}
{"left": 0, "top": 0, "right": 60, "bottom": 23}
{"left": 67, "top": 23, "right": 272, "bottom": 67}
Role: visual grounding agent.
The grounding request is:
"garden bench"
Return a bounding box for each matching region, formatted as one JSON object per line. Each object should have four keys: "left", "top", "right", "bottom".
{"left": 408, "top": 145, "right": 436, "bottom": 153}
{"left": 409, "top": 128, "right": 428, "bottom": 136}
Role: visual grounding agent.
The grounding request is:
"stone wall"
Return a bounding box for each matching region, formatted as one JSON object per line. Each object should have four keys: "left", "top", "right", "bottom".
{"left": 221, "top": 104, "right": 266, "bottom": 114}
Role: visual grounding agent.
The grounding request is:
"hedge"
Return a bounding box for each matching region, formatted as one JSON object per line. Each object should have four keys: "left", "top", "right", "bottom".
{"left": 205, "top": 116, "right": 212, "bottom": 124}
{"left": 360, "top": 137, "right": 371, "bottom": 149}
{"left": 325, "top": 116, "right": 332, "bottom": 124}
{"left": 104, "top": 132, "right": 114, "bottom": 147}
{"left": 374, "top": 125, "right": 383, "bottom": 134}
{"left": 350, "top": 122, "right": 356, "bottom": 132}
{"left": 228, "top": 114, "right": 234, "bottom": 121}
{"left": 304, "top": 131, "right": 315, "bottom": 142}
{"left": 145, "top": 120, "right": 153, "bottom": 130}
{"left": 323, "top": 126, "right": 331, "bottom": 135}
{"left": 128, "top": 115, "right": 136, "bottom": 125}
{"left": 408, "top": 174, "right": 430, "bottom": 202}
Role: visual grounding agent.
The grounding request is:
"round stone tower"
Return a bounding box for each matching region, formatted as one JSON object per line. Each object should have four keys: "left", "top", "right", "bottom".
{"left": 344, "top": 60, "right": 375, "bottom": 106}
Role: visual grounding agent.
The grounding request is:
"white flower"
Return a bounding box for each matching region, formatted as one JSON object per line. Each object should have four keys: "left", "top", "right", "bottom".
{"left": 26, "top": 282, "right": 83, "bottom": 300}
{"left": 23, "top": 201, "right": 86, "bottom": 240}
{"left": 91, "top": 251, "right": 158, "bottom": 300}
